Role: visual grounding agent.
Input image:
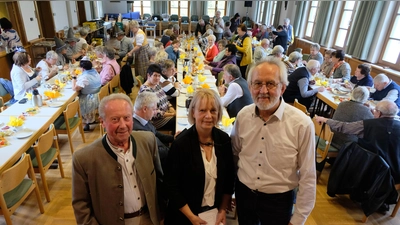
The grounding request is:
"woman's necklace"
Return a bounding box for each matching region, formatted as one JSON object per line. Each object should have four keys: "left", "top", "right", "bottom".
{"left": 199, "top": 140, "right": 214, "bottom": 146}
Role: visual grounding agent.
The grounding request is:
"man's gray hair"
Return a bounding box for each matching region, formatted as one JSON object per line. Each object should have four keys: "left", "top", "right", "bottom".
{"left": 224, "top": 64, "right": 242, "bottom": 78}
{"left": 306, "top": 60, "right": 320, "bottom": 71}
{"left": 134, "top": 92, "right": 158, "bottom": 111}
{"left": 284, "top": 18, "right": 290, "bottom": 23}
{"left": 247, "top": 57, "right": 288, "bottom": 86}
{"left": 261, "top": 38, "right": 270, "bottom": 45}
{"left": 46, "top": 50, "right": 58, "bottom": 60}
{"left": 310, "top": 43, "right": 320, "bottom": 51}
{"left": 99, "top": 93, "right": 133, "bottom": 119}
{"left": 271, "top": 45, "right": 284, "bottom": 56}
{"left": 374, "top": 73, "right": 390, "bottom": 84}
{"left": 376, "top": 100, "right": 399, "bottom": 116}
{"left": 148, "top": 47, "right": 158, "bottom": 59}
{"left": 351, "top": 86, "right": 369, "bottom": 103}
{"left": 288, "top": 51, "right": 302, "bottom": 63}
{"left": 103, "top": 46, "right": 116, "bottom": 60}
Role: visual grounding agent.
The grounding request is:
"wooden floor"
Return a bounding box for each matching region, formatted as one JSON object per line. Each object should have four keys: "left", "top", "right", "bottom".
{"left": 1, "top": 124, "right": 399, "bottom": 225}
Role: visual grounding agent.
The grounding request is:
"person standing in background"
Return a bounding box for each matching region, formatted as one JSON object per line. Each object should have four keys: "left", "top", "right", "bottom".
{"left": 0, "top": 17, "right": 24, "bottom": 68}
{"left": 230, "top": 13, "right": 241, "bottom": 34}
{"left": 213, "top": 11, "right": 224, "bottom": 42}
{"left": 284, "top": 18, "right": 294, "bottom": 46}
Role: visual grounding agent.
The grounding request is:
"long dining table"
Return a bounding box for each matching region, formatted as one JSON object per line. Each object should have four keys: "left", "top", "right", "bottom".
{"left": 0, "top": 76, "right": 78, "bottom": 173}
{"left": 175, "top": 45, "right": 230, "bottom": 134}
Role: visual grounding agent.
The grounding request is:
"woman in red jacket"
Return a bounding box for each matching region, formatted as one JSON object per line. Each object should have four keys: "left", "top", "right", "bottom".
{"left": 205, "top": 34, "right": 219, "bottom": 62}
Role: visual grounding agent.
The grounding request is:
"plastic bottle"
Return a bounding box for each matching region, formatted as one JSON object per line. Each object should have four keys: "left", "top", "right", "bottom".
{"left": 328, "top": 76, "right": 333, "bottom": 87}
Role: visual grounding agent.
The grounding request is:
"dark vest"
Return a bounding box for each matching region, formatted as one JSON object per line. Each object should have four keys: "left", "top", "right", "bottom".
{"left": 371, "top": 81, "right": 400, "bottom": 115}
{"left": 283, "top": 67, "right": 312, "bottom": 107}
{"left": 358, "top": 117, "right": 400, "bottom": 183}
{"left": 226, "top": 77, "right": 253, "bottom": 117}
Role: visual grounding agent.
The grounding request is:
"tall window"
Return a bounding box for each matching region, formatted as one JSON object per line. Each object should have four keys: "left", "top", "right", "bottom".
{"left": 380, "top": 3, "right": 400, "bottom": 69}
{"left": 334, "top": 1, "right": 357, "bottom": 49}
{"left": 305, "top": 1, "right": 320, "bottom": 38}
{"left": 133, "top": 1, "right": 151, "bottom": 16}
{"left": 270, "top": 1, "right": 277, "bottom": 25}
{"left": 207, "top": 1, "right": 226, "bottom": 16}
{"left": 257, "top": 1, "right": 265, "bottom": 23}
{"left": 169, "top": 1, "right": 189, "bottom": 17}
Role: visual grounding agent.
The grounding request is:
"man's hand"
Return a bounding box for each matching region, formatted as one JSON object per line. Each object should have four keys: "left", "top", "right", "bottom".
{"left": 34, "top": 67, "right": 42, "bottom": 72}
{"left": 314, "top": 115, "right": 328, "bottom": 124}
{"left": 188, "top": 215, "right": 207, "bottom": 225}
{"left": 215, "top": 210, "right": 226, "bottom": 225}
{"left": 218, "top": 85, "right": 227, "bottom": 96}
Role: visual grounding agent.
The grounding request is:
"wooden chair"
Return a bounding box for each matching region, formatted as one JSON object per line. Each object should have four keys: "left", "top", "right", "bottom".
{"left": 181, "top": 16, "right": 190, "bottom": 33}
{"left": 29, "top": 124, "right": 64, "bottom": 202}
{"left": 109, "top": 74, "right": 121, "bottom": 94}
{"left": 98, "top": 84, "right": 109, "bottom": 136}
{"left": 190, "top": 15, "right": 199, "bottom": 34}
{"left": 312, "top": 117, "right": 338, "bottom": 178}
{"left": 0, "top": 153, "right": 44, "bottom": 224}
{"left": 362, "top": 183, "right": 400, "bottom": 222}
{"left": 217, "top": 71, "right": 224, "bottom": 86}
{"left": 54, "top": 97, "right": 86, "bottom": 154}
{"left": 294, "top": 99, "right": 310, "bottom": 116}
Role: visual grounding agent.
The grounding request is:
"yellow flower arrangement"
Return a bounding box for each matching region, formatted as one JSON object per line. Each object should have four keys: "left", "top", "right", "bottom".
{"left": 8, "top": 116, "right": 24, "bottom": 127}
{"left": 222, "top": 116, "right": 235, "bottom": 127}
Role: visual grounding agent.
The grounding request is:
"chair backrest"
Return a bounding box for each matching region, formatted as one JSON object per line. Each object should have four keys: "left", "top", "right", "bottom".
{"left": 191, "top": 15, "right": 199, "bottom": 22}
{"left": 202, "top": 15, "right": 210, "bottom": 23}
{"left": 64, "top": 97, "right": 81, "bottom": 120}
{"left": 136, "top": 75, "right": 144, "bottom": 87}
{"left": 143, "top": 13, "right": 151, "bottom": 20}
{"left": 33, "top": 124, "right": 56, "bottom": 157}
{"left": 98, "top": 83, "right": 110, "bottom": 102}
{"left": 152, "top": 15, "right": 161, "bottom": 21}
{"left": 170, "top": 14, "right": 179, "bottom": 22}
{"left": 294, "top": 99, "right": 310, "bottom": 116}
{"left": 222, "top": 16, "right": 230, "bottom": 22}
{"left": 0, "top": 153, "right": 31, "bottom": 195}
{"left": 217, "top": 71, "right": 224, "bottom": 86}
{"left": 109, "top": 74, "right": 120, "bottom": 94}
{"left": 313, "top": 117, "right": 334, "bottom": 160}
{"left": 181, "top": 16, "right": 189, "bottom": 23}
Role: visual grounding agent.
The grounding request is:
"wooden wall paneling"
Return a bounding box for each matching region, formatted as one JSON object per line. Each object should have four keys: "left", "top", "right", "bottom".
{"left": 5, "top": 2, "right": 27, "bottom": 46}
{"left": 36, "top": 1, "right": 55, "bottom": 38}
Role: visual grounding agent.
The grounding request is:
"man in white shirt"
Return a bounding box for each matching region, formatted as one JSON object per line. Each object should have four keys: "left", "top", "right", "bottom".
{"left": 36, "top": 50, "right": 59, "bottom": 82}
{"left": 231, "top": 58, "right": 316, "bottom": 225}
{"left": 213, "top": 10, "right": 224, "bottom": 41}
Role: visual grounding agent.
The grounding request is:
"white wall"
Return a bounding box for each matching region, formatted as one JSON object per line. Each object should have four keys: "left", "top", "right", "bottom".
{"left": 18, "top": 1, "right": 40, "bottom": 41}
{"left": 68, "top": 1, "right": 79, "bottom": 27}
{"left": 51, "top": 1, "right": 69, "bottom": 32}
{"left": 85, "top": 1, "right": 92, "bottom": 21}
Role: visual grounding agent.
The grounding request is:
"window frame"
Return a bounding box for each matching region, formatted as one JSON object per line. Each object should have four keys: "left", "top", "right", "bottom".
{"left": 206, "top": 1, "right": 227, "bottom": 17}
{"left": 169, "top": 1, "right": 190, "bottom": 17}
{"left": 378, "top": 2, "right": 400, "bottom": 70}
{"left": 270, "top": 1, "right": 277, "bottom": 25}
{"left": 132, "top": 1, "right": 151, "bottom": 17}
{"left": 304, "top": 1, "right": 320, "bottom": 40}
{"left": 257, "top": 1, "right": 266, "bottom": 24}
{"left": 333, "top": 1, "right": 358, "bottom": 50}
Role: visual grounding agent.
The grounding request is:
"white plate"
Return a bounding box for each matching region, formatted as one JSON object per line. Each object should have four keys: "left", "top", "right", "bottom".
{"left": 15, "top": 130, "right": 33, "bottom": 139}
{"left": 177, "top": 104, "right": 186, "bottom": 108}
{"left": 47, "top": 102, "right": 64, "bottom": 108}
{"left": 65, "top": 84, "right": 72, "bottom": 89}
{"left": 177, "top": 118, "right": 188, "bottom": 126}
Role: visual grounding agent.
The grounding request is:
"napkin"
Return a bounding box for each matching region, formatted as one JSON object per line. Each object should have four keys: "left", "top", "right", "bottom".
{"left": 187, "top": 85, "right": 194, "bottom": 94}
{"left": 222, "top": 116, "right": 235, "bottom": 127}
{"left": 198, "top": 74, "right": 206, "bottom": 82}
{"left": 183, "top": 76, "right": 193, "bottom": 85}
{"left": 26, "top": 92, "right": 32, "bottom": 100}
{"left": 8, "top": 116, "right": 24, "bottom": 127}
{"left": 44, "top": 90, "right": 61, "bottom": 99}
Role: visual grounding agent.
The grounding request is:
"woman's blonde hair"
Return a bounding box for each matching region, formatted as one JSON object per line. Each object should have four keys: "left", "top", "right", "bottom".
{"left": 129, "top": 20, "right": 140, "bottom": 29}
{"left": 187, "top": 89, "right": 223, "bottom": 125}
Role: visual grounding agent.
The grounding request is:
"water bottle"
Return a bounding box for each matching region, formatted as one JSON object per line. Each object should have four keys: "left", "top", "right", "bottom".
{"left": 328, "top": 76, "right": 333, "bottom": 87}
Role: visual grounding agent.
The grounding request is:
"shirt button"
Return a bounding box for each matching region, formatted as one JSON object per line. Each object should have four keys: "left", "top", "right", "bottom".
{"left": 126, "top": 159, "right": 129, "bottom": 162}
{"left": 118, "top": 184, "right": 123, "bottom": 188}
{"left": 117, "top": 166, "right": 121, "bottom": 170}
{"left": 138, "top": 197, "right": 140, "bottom": 200}
{"left": 261, "top": 137, "right": 264, "bottom": 140}
{"left": 119, "top": 217, "right": 124, "bottom": 221}
{"left": 257, "top": 177, "right": 260, "bottom": 179}
{"left": 259, "top": 164, "right": 261, "bottom": 166}
{"left": 264, "top": 123, "right": 267, "bottom": 126}
{"left": 130, "top": 172, "right": 133, "bottom": 175}
{"left": 259, "top": 151, "right": 262, "bottom": 153}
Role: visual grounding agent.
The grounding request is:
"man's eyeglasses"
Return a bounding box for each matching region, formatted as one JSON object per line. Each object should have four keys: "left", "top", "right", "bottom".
{"left": 251, "top": 81, "right": 280, "bottom": 90}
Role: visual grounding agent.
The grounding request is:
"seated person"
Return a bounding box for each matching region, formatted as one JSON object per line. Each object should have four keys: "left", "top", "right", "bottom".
{"left": 283, "top": 51, "right": 303, "bottom": 76}
{"left": 349, "top": 63, "right": 373, "bottom": 88}
{"left": 154, "top": 40, "right": 164, "bottom": 50}
{"left": 269, "top": 45, "right": 284, "bottom": 60}
{"left": 93, "top": 46, "right": 121, "bottom": 85}
{"left": 65, "top": 28, "right": 85, "bottom": 64}
{"left": 303, "top": 43, "right": 323, "bottom": 65}
{"left": 329, "top": 50, "right": 351, "bottom": 80}
{"left": 330, "top": 86, "right": 374, "bottom": 149}
{"left": 165, "top": 34, "right": 177, "bottom": 48}
{"left": 254, "top": 39, "right": 272, "bottom": 63}
{"left": 315, "top": 100, "right": 400, "bottom": 184}
{"left": 256, "top": 24, "right": 269, "bottom": 41}
{"left": 159, "top": 59, "right": 180, "bottom": 98}
{"left": 133, "top": 92, "right": 177, "bottom": 170}
{"left": 36, "top": 50, "right": 59, "bottom": 82}
{"left": 320, "top": 50, "right": 334, "bottom": 76}
{"left": 283, "top": 60, "right": 324, "bottom": 109}
{"left": 139, "top": 64, "right": 175, "bottom": 130}
{"left": 370, "top": 73, "right": 400, "bottom": 115}
{"left": 54, "top": 36, "right": 68, "bottom": 69}
{"left": 161, "top": 28, "right": 173, "bottom": 47}
{"left": 218, "top": 64, "right": 253, "bottom": 117}
{"left": 75, "top": 28, "right": 88, "bottom": 53}
{"left": 165, "top": 40, "right": 180, "bottom": 65}
{"left": 148, "top": 46, "right": 158, "bottom": 63}
{"left": 71, "top": 57, "right": 102, "bottom": 131}
{"left": 115, "top": 25, "right": 133, "bottom": 60}
{"left": 204, "top": 35, "right": 219, "bottom": 62}
{"left": 223, "top": 21, "right": 233, "bottom": 40}
{"left": 210, "top": 39, "right": 227, "bottom": 63}
{"left": 11, "top": 51, "right": 42, "bottom": 101}
{"left": 204, "top": 44, "right": 237, "bottom": 76}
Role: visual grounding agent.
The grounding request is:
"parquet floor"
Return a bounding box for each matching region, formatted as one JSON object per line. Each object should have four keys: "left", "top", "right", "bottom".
{"left": 1, "top": 124, "right": 399, "bottom": 225}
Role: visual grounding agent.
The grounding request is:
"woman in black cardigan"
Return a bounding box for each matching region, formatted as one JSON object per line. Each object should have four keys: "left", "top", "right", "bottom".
{"left": 164, "top": 89, "right": 235, "bottom": 225}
